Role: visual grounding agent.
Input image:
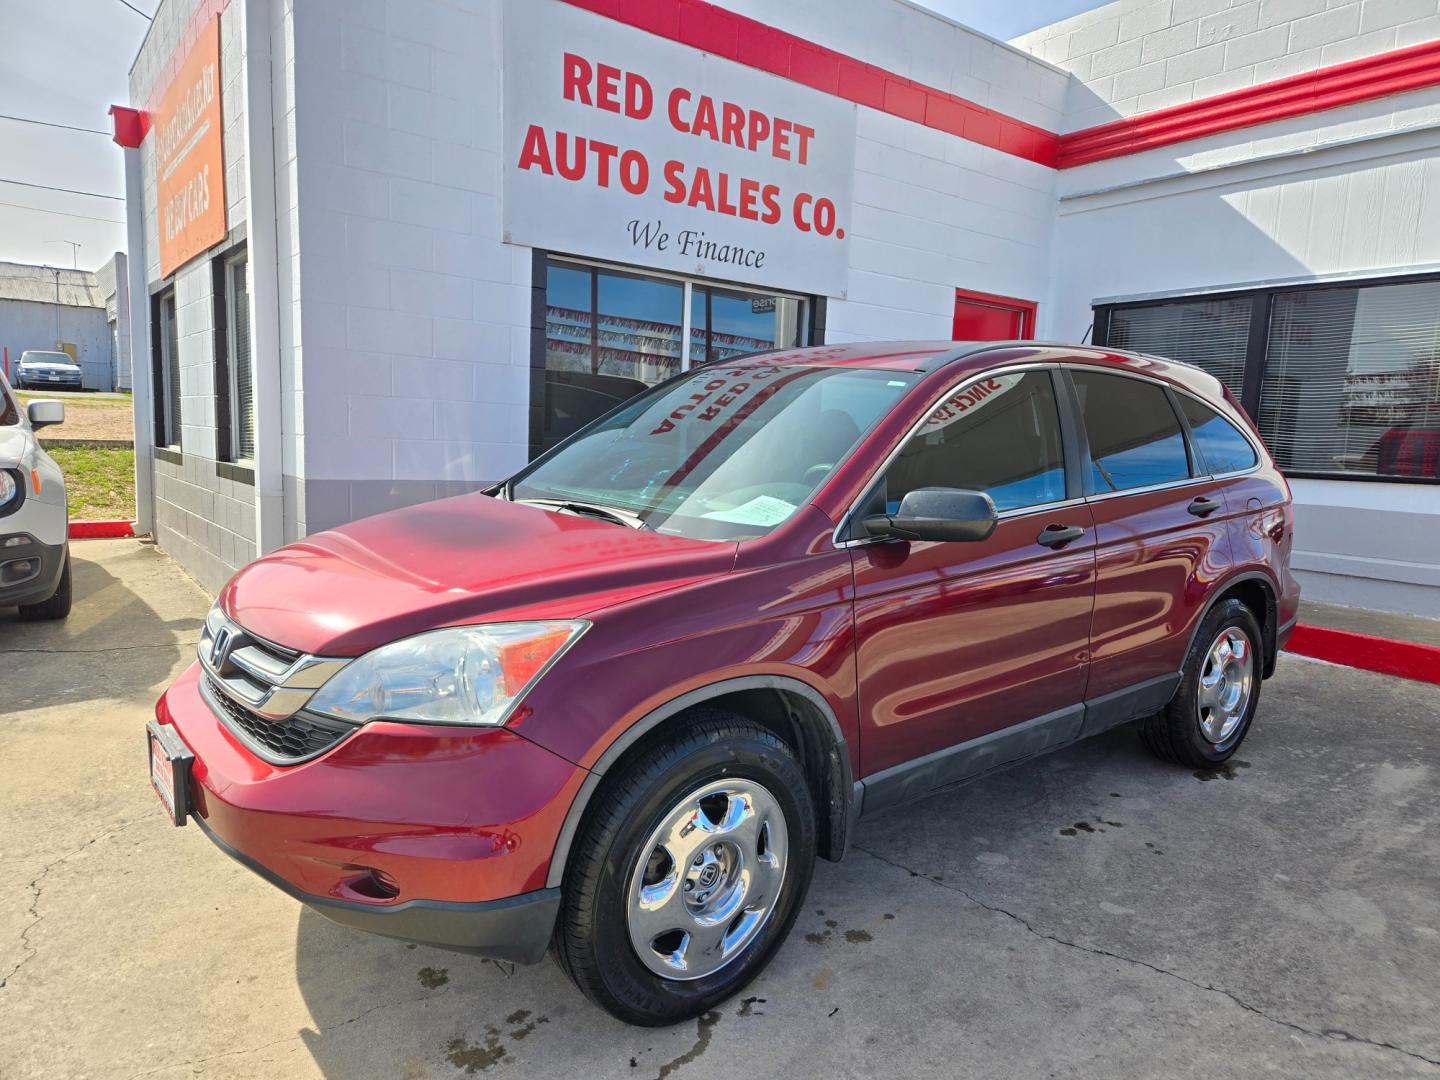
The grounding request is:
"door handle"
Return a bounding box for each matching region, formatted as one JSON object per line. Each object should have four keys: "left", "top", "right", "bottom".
{"left": 1036, "top": 524, "right": 1085, "bottom": 548}
{"left": 1188, "top": 496, "right": 1222, "bottom": 517}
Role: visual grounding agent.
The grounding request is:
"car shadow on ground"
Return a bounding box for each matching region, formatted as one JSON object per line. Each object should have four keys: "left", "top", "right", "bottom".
{"left": 0, "top": 539, "right": 205, "bottom": 712}
{"left": 282, "top": 730, "right": 1165, "bottom": 1077}
{"left": 282, "top": 672, "right": 1440, "bottom": 1079}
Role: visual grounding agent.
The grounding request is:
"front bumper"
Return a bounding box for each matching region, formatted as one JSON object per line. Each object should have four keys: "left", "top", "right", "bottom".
{"left": 19, "top": 371, "right": 81, "bottom": 387}
{"left": 0, "top": 533, "right": 65, "bottom": 607}
{"left": 193, "top": 812, "right": 561, "bottom": 963}
{"left": 156, "top": 662, "right": 588, "bottom": 963}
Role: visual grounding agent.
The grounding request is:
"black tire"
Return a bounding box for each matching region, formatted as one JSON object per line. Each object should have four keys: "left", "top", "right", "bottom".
{"left": 552, "top": 710, "right": 817, "bottom": 1026}
{"left": 19, "top": 553, "right": 72, "bottom": 621}
{"left": 1141, "top": 597, "right": 1262, "bottom": 768}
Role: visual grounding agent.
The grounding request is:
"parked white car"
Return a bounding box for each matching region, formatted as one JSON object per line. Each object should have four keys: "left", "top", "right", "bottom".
{"left": 0, "top": 371, "right": 70, "bottom": 619}
{"left": 15, "top": 350, "right": 83, "bottom": 391}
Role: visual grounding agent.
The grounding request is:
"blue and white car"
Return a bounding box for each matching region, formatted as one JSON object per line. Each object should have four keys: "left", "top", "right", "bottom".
{"left": 15, "top": 350, "right": 83, "bottom": 391}
{"left": 1, "top": 371, "right": 69, "bottom": 620}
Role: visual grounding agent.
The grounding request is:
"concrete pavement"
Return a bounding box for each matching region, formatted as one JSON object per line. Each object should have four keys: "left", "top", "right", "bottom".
{"left": 2, "top": 540, "right": 1438, "bottom": 1078}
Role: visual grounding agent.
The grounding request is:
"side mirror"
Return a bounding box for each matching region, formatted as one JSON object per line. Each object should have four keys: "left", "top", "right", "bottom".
{"left": 27, "top": 400, "right": 65, "bottom": 429}
{"left": 862, "top": 487, "right": 998, "bottom": 543}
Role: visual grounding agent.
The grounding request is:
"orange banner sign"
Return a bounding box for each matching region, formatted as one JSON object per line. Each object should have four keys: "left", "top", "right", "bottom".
{"left": 154, "top": 17, "right": 226, "bottom": 277}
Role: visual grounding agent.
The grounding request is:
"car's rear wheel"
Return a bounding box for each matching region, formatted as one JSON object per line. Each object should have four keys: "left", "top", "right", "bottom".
{"left": 552, "top": 710, "right": 816, "bottom": 1026}
{"left": 19, "top": 552, "right": 71, "bottom": 621}
{"left": 1141, "top": 596, "right": 1262, "bottom": 767}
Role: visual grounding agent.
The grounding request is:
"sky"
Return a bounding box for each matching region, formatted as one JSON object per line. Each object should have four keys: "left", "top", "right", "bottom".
{"left": 0, "top": 0, "right": 1105, "bottom": 274}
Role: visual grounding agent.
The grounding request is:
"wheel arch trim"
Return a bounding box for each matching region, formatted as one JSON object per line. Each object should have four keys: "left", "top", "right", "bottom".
{"left": 1186, "top": 570, "right": 1280, "bottom": 675}
{"left": 543, "top": 674, "right": 852, "bottom": 890}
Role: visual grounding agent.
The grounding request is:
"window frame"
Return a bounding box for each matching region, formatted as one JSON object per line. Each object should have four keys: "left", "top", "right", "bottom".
{"left": 151, "top": 287, "right": 181, "bottom": 453}
{"left": 212, "top": 243, "right": 255, "bottom": 481}
{"left": 1171, "top": 386, "right": 1261, "bottom": 478}
{"left": 836, "top": 363, "right": 1086, "bottom": 545}
{"left": 1094, "top": 269, "right": 1440, "bottom": 486}
{"left": 528, "top": 250, "right": 823, "bottom": 459}
{"left": 1063, "top": 367, "right": 1200, "bottom": 499}
{"left": 836, "top": 362, "right": 1269, "bottom": 546}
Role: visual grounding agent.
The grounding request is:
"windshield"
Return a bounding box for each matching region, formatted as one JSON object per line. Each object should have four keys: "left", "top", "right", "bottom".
{"left": 0, "top": 380, "right": 17, "bottom": 426}
{"left": 512, "top": 363, "right": 919, "bottom": 540}
{"left": 21, "top": 352, "right": 74, "bottom": 365}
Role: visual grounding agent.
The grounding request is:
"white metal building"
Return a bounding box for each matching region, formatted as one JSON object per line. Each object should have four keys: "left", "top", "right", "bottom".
{"left": 113, "top": 0, "right": 1440, "bottom": 616}
{"left": 0, "top": 255, "right": 131, "bottom": 391}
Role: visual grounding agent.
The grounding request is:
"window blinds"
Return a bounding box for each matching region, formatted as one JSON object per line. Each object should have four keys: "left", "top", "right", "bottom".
{"left": 1107, "top": 297, "right": 1251, "bottom": 398}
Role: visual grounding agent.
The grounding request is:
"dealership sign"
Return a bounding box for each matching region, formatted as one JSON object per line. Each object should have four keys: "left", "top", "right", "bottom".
{"left": 503, "top": 0, "right": 857, "bottom": 297}
{"left": 153, "top": 16, "right": 226, "bottom": 277}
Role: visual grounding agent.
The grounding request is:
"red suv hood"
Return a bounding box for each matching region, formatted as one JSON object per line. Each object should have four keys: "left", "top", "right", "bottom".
{"left": 219, "top": 494, "right": 737, "bottom": 656}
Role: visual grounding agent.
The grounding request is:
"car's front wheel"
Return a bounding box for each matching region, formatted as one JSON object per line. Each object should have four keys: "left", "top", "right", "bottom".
{"left": 19, "top": 552, "right": 71, "bottom": 621}
{"left": 552, "top": 711, "right": 816, "bottom": 1026}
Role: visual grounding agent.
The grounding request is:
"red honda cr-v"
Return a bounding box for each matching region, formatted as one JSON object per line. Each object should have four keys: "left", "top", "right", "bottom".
{"left": 150, "top": 342, "right": 1298, "bottom": 1026}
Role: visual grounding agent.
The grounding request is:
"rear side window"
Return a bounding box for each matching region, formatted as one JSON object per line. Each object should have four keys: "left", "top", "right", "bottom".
{"left": 885, "top": 370, "right": 1067, "bottom": 513}
{"left": 1177, "top": 395, "right": 1258, "bottom": 474}
{"left": 1072, "top": 371, "right": 1190, "bottom": 492}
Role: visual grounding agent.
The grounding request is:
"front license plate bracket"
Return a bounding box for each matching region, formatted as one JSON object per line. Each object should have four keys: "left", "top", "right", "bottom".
{"left": 147, "top": 720, "right": 195, "bottom": 827}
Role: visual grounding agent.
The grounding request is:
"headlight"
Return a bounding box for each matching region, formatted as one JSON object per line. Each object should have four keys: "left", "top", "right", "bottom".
{"left": 307, "top": 621, "right": 588, "bottom": 726}
{"left": 0, "top": 470, "right": 16, "bottom": 508}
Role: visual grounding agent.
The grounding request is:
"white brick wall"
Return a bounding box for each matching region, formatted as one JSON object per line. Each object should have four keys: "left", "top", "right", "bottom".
{"left": 828, "top": 108, "right": 1056, "bottom": 342}
{"left": 1012, "top": 0, "right": 1440, "bottom": 132}
{"left": 129, "top": 0, "right": 259, "bottom": 590}
{"left": 286, "top": 0, "right": 524, "bottom": 530}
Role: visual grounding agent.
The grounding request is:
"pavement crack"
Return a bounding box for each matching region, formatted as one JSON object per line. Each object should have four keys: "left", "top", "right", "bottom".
{"left": 852, "top": 845, "right": 1440, "bottom": 1069}
{"left": 0, "top": 639, "right": 198, "bottom": 655}
{"left": 2, "top": 818, "right": 141, "bottom": 991}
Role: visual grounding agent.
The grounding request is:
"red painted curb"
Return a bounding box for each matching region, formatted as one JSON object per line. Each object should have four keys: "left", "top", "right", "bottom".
{"left": 1284, "top": 623, "right": 1440, "bottom": 686}
{"left": 69, "top": 520, "right": 135, "bottom": 540}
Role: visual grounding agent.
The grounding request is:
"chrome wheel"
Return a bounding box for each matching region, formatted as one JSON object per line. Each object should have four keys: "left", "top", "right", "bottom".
{"left": 626, "top": 778, "right": 788, "bottom": 981}
{"left": 1197, "top": 626, "right": 1254, "bottom": 744}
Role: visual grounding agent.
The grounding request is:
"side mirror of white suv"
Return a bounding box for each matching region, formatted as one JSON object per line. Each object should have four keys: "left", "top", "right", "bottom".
{"left": 27, "top": 400, "right": 65, "bottom": 429}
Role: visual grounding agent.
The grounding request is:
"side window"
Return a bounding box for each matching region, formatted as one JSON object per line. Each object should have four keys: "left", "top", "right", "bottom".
{"left": 152, "top": 290, "right": 180, "bottom": 448}
{"left": 1072, "top": 371, "right": 1190, "bottom": 492}
{"left": 885, "top": 370, "right": 1066, "bottom": 514}
{"left": 215, "top": 249, "right": 255, "bottom": 463}
{"left": 1177, "top": 395, "right": 1258, "bottom": 474}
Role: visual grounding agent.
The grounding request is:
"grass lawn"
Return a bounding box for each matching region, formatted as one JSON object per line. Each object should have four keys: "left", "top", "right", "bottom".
{"left": 14, "top": 390, "right": 134, "bottom": 442}
{"left": 46, "top": 445, "right": 136, "bottom": 520}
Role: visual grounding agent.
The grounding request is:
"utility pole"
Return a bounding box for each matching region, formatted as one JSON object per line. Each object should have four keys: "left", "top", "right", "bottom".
{"left": 47, "top": 265, "right": 61, "bottom": 342}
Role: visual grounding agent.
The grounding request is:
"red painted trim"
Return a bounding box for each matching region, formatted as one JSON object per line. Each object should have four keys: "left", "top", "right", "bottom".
{"left": 1058, "top": 38, "right": 1440, "bottom": 167}
{"left": 560, "top": 0, "right": 1060, "bottom": 166}
{"left": 109, "top": 105, "right": 150, "bottom": 149}
{"left": 69, "top": 520, "right": 136, "bottom": 540}
{"left": 952, "top": 287, "right": 1038, "bottom": 339}
{"left": 1284, "top": 623, "right": 1440, "bottom": 687}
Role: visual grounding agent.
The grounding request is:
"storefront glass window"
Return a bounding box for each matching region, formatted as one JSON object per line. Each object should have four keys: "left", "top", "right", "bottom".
{"left": 707, "top": 289, "right": 802, "bottom": 362}
{"left": 1098, "top": 275, "right": 1440, "bottom": 483}
{"left": 1261, "top": 282, "right": 1440, "bottom": 480}
{"left": 539, "top": 258, "right": 811, "bottom": 454}
{"left": 595, "top": 269, "right": 684, "bottom": 385}
{"left": 1106, "top": 297, "right": 1250, "bottom": 398}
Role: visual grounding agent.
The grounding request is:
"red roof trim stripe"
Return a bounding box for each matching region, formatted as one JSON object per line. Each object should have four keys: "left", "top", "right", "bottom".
{"left": 562, "top": 0, "right": 1440, "bottom": 170}
{"left": 1056, "top": 37, "right": 1440, "bottom": 167}
{"left": 560, "top": 0, "right": 1060, "bottom": 166}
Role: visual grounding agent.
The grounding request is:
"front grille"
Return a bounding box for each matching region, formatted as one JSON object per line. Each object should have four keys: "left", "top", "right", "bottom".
{"left": 202, "top": 675, "right": 356, "bottom": 765}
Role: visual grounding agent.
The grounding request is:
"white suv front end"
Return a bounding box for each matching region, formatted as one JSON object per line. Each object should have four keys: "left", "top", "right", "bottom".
{"left": 1, "top": 373, "right": 70, "bottom": 619}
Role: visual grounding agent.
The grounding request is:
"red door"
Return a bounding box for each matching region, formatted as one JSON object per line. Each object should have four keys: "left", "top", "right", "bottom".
{"left": 953, "top": 288, "right": 1037, "bottom": 340}
{"left": 849, "top": 369, "right": 1094, "bottom": 804}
